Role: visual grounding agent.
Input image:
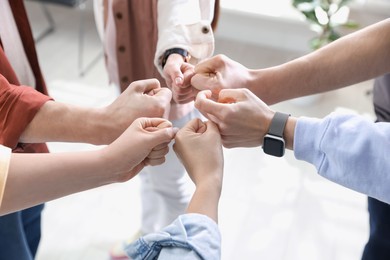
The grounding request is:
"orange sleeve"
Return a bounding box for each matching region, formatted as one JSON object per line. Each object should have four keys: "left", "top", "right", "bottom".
{"left": 0, "top": 74, "right": 52, "bottom": 149}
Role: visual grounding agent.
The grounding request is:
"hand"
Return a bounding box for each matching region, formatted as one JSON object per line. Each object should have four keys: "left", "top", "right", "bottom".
{"left": 195, "top": 89, "right": 275, "bottom": 148}
{"left": 163, "top": 54, "right": 198, "bottom": 104}
{"left": 101, "top": 79, "right": 172, "bottom": 142}
{"left": 101, "top": 117, "right": 177, "bottom": 182}
{"left": 191, "top": 54, "right": 252, "bottom": 96}
{"left": 173, "top": 118, "right": 223, "bottom": 187}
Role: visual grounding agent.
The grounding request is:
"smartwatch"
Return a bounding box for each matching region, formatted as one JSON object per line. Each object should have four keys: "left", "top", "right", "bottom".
{"left": 161, "top": 48, "right": 190, "bottom": 69}
{"left": 262, "top": 112, "right": 290, "bottom": 157}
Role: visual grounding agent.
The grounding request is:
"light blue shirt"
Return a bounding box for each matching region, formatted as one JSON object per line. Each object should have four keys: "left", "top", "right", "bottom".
{"left": 125, "top": 213, "right": 221, "bottom": 260}
{"left": 295, "top": 112, "right": 390, "bottom": 203}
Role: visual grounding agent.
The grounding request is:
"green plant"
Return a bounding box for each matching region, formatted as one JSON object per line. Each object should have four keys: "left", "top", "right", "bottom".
{"left": 292, "top": 0, "right": 359, "bottom": 49}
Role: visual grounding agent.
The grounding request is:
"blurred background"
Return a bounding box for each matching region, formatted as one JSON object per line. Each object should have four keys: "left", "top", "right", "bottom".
{"left": 23, "top": 0, "right": 389, "bottom": 259}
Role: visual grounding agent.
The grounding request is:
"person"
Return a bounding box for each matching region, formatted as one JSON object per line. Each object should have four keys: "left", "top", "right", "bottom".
{"left": 190, "top": 18, "right": 390, "bottom": 258}
{"left": 125, "top": 118, "right": 223, "bottom": 260}
{"left": 0, "top": 1, "right": 171, "bottom": 259}
{"left": 0, "top": 117, "right": 176, "bottom": 216}
{"left": 93, "top": 1, "right": 219, "bottom": 258}
{"left": 361, "top": 73, "right": 390, "bottom": 260}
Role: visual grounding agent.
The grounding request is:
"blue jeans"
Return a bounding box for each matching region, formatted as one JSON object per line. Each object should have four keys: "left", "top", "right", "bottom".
{"left": 0, "top": 204, "right": 44, "bottom": 260}
{"left": 362, "top": 197, "right": 390, "bottom": 260}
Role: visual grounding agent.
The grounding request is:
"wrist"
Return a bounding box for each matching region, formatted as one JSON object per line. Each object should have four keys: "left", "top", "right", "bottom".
{"left": 284, "top": 117, "right": 297, "bottom": 150}
{"left": 90, "top": 107, "right": 121, "bottom": 145}
{"left": 161, "top": 48, "right": 190, "bottom": 69}
{"left": 193, "top": 170, "right": 223, "bottom": 193}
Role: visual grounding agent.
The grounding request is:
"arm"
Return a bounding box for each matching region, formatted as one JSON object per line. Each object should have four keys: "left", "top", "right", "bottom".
{"left": 173, "top": 118, "right": 224, "bottom": 222}
{"left": 0, "top": 75, "right": 52, "bottom": 148}
{"left": 192, "top": 19, "right": 390, "bottom": 105}
{"left": 0, "top": 117, "right": 176, "bottom": 216}
{"left": 20, "top": 79, "right": 172, "bottom": 145}
{"left": 195, "top": 88, "right": 390, "bottom": 204}
{"left": 294, "top": 112, "right": 390, "bottom": 204}
{"left": 155, "top": 0, "right": 215, "bottom": 104}
{"left": 125, "top": 118, "right": 223, "bottom": 260}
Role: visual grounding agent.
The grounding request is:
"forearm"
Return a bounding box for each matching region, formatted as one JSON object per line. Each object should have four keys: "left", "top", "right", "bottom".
{"left": 294, "top": 113, "right": 390, "bottom": 204}
{"left": 0, "top": 150, "right": 115, "bottom": 215}
{"left": 249, "top": 18, "right": 390, "bottom": 105}
{"left": 155, "top": 0, "right": 215, "bottom": 72}
{"left": 186, "top": 180, "right": 222, "bottom": 223}
{"left": 20, "top": 101, "right": 113, "bottom": 145}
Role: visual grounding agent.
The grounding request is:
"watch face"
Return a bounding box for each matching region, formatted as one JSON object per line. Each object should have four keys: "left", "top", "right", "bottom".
{"left": 263, "top": 135, "right": 285, "bottom": 157}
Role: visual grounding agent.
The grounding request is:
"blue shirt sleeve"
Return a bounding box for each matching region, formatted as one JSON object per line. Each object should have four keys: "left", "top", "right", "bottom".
{"left": 124, "top": 213, "right": 221, "bottom": 260}
{"left": 294, "top": 112, "right": 390, "bottom": 203}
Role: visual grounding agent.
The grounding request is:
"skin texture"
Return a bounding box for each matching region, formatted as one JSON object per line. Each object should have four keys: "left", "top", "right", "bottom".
{"left": 163, "top": 54, "right": 198, "bottom": 104}
{"left": 173, "top": 119, "right": 223, "bottom": 222}
{"left": 1, "top": 117, "right": 177, "bottom": 216}
{"left": 20, "top": 79, "right": 172, "bottom": 145}
{"left": 189, "top": 19, "right": 390, "bottom": 150}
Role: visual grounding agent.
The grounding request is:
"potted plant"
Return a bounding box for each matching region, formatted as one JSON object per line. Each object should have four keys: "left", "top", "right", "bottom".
{"left": 288, "top": 0, "right": 359, "bottom": 106}
{"left": 292, "top": 0, "right": 359, "bottom": 50}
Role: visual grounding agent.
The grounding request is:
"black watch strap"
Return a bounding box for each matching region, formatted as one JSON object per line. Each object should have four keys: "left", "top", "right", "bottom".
{"left": 268, "top": 112, "right": 290, "bottom": 137}
{"left": 161, "top": 48, "right": 189, "bottom": 69}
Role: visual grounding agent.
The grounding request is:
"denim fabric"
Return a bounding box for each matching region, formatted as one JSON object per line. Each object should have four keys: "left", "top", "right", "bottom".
{"left": 125, "top": 213, "right": 221, "bottom": 260}
{"left": 0, "top": 204, "right": 44, "bottom": 260}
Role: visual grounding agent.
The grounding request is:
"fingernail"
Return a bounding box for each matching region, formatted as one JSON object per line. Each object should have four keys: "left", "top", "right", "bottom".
{"left": 175, "top": 77, "right": 183, "bottom": 86}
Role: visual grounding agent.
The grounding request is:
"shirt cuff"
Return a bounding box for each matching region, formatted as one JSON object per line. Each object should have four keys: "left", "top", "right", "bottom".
{"left": 125, "top": 213, "right": 221, "bottom": 260}
{"left": 154, "top": 21, "right": 215, "bottom": 75}
{"left": 0, "top": 145, "right": 11, "bottom": 210}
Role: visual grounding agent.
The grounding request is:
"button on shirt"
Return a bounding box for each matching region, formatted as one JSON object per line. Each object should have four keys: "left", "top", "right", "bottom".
{"left": 125, "top": 213, "right": 221, "bottom": 260}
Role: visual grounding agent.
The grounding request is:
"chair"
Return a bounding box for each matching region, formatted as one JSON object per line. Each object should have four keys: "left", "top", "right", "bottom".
{"left": 29, "top": 0, "right": 102, "bottom": 76}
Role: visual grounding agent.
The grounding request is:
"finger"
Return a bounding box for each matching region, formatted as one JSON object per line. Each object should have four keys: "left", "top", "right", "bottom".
{"left": 191, "top": 73, "right": 220, "bottom": 92}
{"left": 137, "top": 118, "right": 176, "bottom": 140}
{"left": 150, "top": 87, "right": 173, "bottom": 101}
{"left": 131, "top": 78, "right": 161, "bottom": 93}
{"left": 138, "top": 118, "right": 171, "bottom": 129}
{"left": 145, "top": 157, "right": 166, "bottom": 166}
{"left": 165, "top": 62, "right": 184, "bottom": 88}
{"left": 181, "top": 64, "right": 195, "bottom": 88}
{"left": 172, "top": 84, "right": 193, "bottom": 96}
{"left": 181, "top": 118, "right": 207, "bottom": 134}
{"left": 195, "top": 91, "right": 227, "bottom": 121}
{"left": 152, "top": 142, "right": 170, "bottom": 151}
{"left": 176, "top": 96, "right": 196, "bottom": 104}
{"left": 205, "top": 120, "right": 220, "bottom": 135}
{"left": 147, "top": 146, "right": 170, "bottom": 159}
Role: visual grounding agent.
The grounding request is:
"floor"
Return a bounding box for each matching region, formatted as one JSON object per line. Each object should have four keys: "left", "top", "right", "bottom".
{"left": 23, "top": 1, "right": 378, "bottom": 260}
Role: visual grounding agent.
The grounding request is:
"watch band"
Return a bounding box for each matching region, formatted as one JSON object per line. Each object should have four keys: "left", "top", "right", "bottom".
{"left": 267, "top": 112, "right": 290, "bottom": 137}
{"left": 161, "top": 48, "right": 189, "bottom": 69}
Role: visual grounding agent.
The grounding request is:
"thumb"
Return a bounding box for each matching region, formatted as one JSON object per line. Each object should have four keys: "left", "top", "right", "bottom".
{"left": 150, "top": 87, "right": 173, "bottom": 104}
{"left": 195, "top": 91, "right": 226, "bottom": 122}
{"left": 131, "top": 78, "right": 161, "bottom": 94}
{"left": 170, "top": 69, "right": 184, "bottom": 88}
{"left": 142, "top": 118, "right": 176, "bottom": 144}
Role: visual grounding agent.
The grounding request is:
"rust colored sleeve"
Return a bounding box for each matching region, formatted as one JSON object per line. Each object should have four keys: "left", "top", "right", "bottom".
{"left": 0, "top": 75, "right": 52, "bottom": 149}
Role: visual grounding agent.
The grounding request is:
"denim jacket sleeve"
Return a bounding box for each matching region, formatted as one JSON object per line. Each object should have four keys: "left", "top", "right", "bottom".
{"left": 294, "top": 111, "right": 390, "bottom": 203}
{"left": 125, "top": 213, "right": 221, "bottom": 260}
{"left": 154, "top": 0, "right": 215, "bottom": 74}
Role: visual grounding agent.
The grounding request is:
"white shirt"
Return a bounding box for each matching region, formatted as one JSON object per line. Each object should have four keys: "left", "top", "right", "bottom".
{"left": 93, "top": 0, "right": 215, "bottom": 76}
{"left": 0, "top": 1, "right": 36, "bottom": 87}
{"left": 0, "top": 145, "right": 11, "bottom": 210}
